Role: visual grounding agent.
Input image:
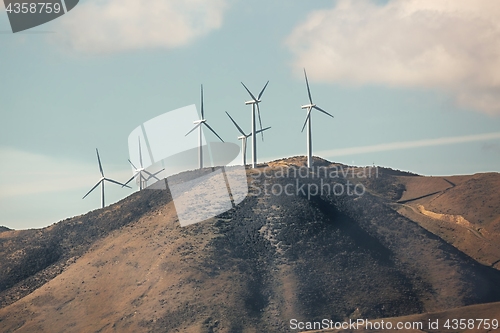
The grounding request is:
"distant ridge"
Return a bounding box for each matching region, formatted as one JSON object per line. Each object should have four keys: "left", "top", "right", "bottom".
{"left": 0, "top": 226, "right": 11, "bottom": 233}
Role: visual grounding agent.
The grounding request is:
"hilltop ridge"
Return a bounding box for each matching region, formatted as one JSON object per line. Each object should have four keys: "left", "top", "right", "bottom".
{"left": 0, "top": 156, "right": 499, "bottom": 333}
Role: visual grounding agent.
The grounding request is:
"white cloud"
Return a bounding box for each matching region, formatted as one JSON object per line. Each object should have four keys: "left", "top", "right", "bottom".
{"left": 54, "top": 0, "right": 228, "bottom": 53}
{"left": 286, "top": 0, "right": 500, "bottom": 115}
{"left": 317, "top": 132, "right": 500, "bottom": 157}
{"left": 0, "top": 148, "right": 135, "bottom": 229}
{"left": 0, "top": 147, "right": 130, "bottom": 199}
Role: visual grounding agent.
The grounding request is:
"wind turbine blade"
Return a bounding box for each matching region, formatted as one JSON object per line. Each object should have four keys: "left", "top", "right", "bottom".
{"left": 128, "top": 159, "right": 138, "bottom": 170}
{"left": 258, "top": 80, "right": 269, "bottom": 100}
{"left": 241, "top": 82, "right": 258, "bottom": 101}
{"left": 96, "top": 148, "right": 104, "bottom": 177}
{"left": 304, "top": 68, "right": 313, "bottom": 105}
{"left": 203, "top": 123, "right": 224, "bottom": 142}
{"left": 226, "top": 112, "right": 246, "bottom": 136}
{"left": 200, "top": 84, "right": 204, "bottom": 119}
{"left": 151, "top": 168, "right": 164, "bottom": 177}
{"left": 142, "top": 169, "right": 155, "bottom": 180}
{"left": 82, "top": 180, "right": 102, "bottom": 199}
{"left": 122, "top": 174, "right": 137, "bottom": 188}
{"left": 255, "top": 126, "right": 271, "bottom": 134}
{"left": 105, "top": 178, "right": 131, "bottom": 188}
{"left": 301, "top": 109, "right": 312, "bottom": 133}
{"left": 138, "top": 137, "right": 143, "bottom": 169}
{"left": 143, "top": 168, "right": 163, "bottom": 181}
{"left": 256, "top": 103, "right": 264, "bottom": 141}
{"left": 313, "top": 105, "right": 334, "bottom": 118}
{"left": 185, "top": 123, "right": 201, "bottom": 136}
{"left": 147, "top": 168, "right": 165, "bottom": 181}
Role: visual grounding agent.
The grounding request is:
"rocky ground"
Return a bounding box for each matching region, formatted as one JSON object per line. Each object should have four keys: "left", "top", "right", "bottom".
{"left": 0, "top": 156, "right": 499, "bottom": 333}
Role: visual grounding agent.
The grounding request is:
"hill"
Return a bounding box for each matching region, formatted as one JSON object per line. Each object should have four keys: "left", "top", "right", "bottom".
{"left": 0, "top": 227, "right": 11, "bottom": 233}
{"left": 388, "top": 173, "right": 500, "bottom": 269}
{"left": 0, "top": 156, "right": 499, "bottom": 332}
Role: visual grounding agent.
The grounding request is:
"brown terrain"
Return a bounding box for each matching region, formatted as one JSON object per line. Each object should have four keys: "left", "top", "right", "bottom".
{"left": 304, "top": 301, "right": 500, "bottom": 333}
{"left": 0, "top": 156, "right": 499, "bottom": 333}
{"left": 391, "top": 173, "right": 500, "bottom": 270}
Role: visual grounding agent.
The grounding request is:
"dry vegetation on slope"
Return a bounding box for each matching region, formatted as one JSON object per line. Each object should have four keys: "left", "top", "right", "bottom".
{"left": 0, "top": 157, "right": 499, "bottom": 333}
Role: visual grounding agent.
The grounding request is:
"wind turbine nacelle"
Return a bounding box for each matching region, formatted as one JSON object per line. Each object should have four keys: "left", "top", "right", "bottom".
{"left": 193, "top": 119, "right": 206, "bottom": 124}
{"left": 301, "top": 104, "right": 315, "bottom": 109}
{"left": 245, "top": 100, "right": 260, "bottom": 105}
{"left": 238, "top": 135, "right": 246, "bottom": 140}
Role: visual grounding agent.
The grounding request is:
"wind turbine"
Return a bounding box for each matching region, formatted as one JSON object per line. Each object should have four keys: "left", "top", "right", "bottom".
{"left": 185, "top": 84, "right": 224, "bottom": 169}
{"left": 241, "top": 80, "right": 269, "bottom": 168}
{"left": 83, "top": 148, "right": 131, "bottom": 208}
{"left": 123, "top": 137, "right": 164, "bottom": 190}
{"left": 300, "top": 69, "right": 334, "bottom": 168}
{"left": 226, "top": 112, "right": 271, "bottom": 166}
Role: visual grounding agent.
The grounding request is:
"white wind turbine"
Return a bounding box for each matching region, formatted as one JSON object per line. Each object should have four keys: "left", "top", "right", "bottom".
{"left": 241, "top": 80, "right": 269, "bottom": 168}
{"left": 83, "top": 148, "right": 131, "bottom": 208}
{"left": 300, "top": 69, "right": 334, "bottom": 168}
{"left": 226, "top": 111, "right": 271, "bottom": 166}
{"left": 123, "top": 137, "right": 164, "bottom": 190}
{"left": 185, "top": 84, "right": 224, "bottom": 169}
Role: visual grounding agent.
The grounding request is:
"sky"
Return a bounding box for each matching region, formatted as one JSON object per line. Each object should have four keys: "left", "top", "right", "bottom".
{"left": 1, "top": 0, "right": 500, "bottom": 230}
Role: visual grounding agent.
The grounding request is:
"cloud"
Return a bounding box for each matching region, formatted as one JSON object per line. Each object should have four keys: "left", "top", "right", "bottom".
{"left": 286, "top": 0, "right": 500, "bottom": 115}
{"left": 317, "top": 132, "right": 500, "bottom": 157}
{"left": 0, "top": 147, "right": 130, "bottom": 199}
{"left": 54, "top": 0, "right": 227, "bottom": 53}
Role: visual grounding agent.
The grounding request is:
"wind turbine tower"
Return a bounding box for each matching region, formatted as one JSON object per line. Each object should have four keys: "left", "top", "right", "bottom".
{"left": 226, "top": 112, "right": 270, "bottom": 166}
{"left": 185, "top": 85, "right": 224, "bottom": 169}
{"left": 300, "top": 69, "right": 334, "bottom": 168}
{"left": 123, "top": 137, "right": 164, "bottom": 190}
{"left": 83, "top": 148, "right": 131, "bottom": 208}
{"left": 241, "top": 80, "right": 269, "bottom": 168}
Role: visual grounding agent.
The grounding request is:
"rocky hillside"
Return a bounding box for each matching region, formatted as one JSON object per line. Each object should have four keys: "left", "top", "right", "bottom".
{"left": 0, "top": 157, "right": 499, "bottom": 333}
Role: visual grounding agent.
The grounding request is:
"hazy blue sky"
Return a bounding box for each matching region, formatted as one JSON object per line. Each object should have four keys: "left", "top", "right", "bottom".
{"left": 1, "top": 0, "right": 500, "bottom": 229}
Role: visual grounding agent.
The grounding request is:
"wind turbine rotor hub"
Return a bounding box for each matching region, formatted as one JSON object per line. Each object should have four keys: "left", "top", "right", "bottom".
{"left": 245, "top": 100, "right": 261, "bottom": 105}
{"left": 301, "top": 104, "right": 315, "bottom": 109}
